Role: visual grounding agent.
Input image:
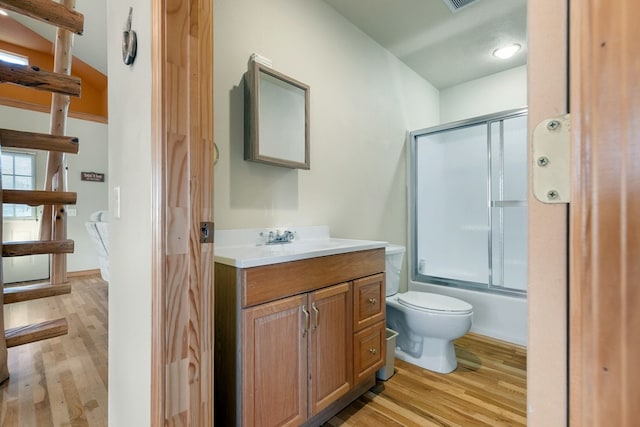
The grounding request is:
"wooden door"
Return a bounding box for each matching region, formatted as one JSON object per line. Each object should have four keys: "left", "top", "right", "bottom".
{"left": 308, "top": 282, "right": 352, "bottom": 415}
{"left": 242, "top": 294, "right": 308, "bottom": 427}
{"left": 150, "top": 0, "right": 214, "bottom": 424}
{"left": 569, "top": 0, "right": 640, "bottom": 425}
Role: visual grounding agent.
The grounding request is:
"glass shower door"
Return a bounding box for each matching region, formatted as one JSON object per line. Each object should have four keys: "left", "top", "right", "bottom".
{"left": 414, "top": 123, "right": 489, "bottom": 287}
{"left": 489, "top": 115, "right": 528, "bottom": 292}
{"left": 411, "top": 108, "right": 528, "bottom": 295}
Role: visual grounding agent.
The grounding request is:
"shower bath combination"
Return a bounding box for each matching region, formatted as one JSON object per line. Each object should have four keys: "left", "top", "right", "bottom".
{"left": 409, "top": 108, "right": 529, "bottom": 296}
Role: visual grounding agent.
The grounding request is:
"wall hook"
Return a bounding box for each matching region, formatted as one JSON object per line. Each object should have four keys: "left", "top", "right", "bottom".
{"left": 122, "top": 7, "right": 137, "bottom": 66}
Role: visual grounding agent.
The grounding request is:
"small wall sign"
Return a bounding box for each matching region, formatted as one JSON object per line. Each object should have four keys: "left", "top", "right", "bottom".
{"left": 81, "top": 171, "right": 105, "bottom": 182}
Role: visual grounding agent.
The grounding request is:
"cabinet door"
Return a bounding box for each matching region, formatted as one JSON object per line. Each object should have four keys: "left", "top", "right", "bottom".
{"left": 308, "top": 282, "right": 352, "bottom": 415}
{"left": 242, "top": 294, "right": 308, "bottom": 427}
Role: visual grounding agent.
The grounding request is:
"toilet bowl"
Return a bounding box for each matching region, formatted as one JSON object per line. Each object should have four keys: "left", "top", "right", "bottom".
{"left": 385, "top": 244, "right": 473, "bottom": 374}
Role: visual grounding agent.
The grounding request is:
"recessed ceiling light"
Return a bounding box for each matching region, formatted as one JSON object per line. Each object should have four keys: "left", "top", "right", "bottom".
{"left": 493, "top": 43, "right": 521, "bottom": 59}
{"left": 0, "top": 9, "right": 8, "bottom": 16}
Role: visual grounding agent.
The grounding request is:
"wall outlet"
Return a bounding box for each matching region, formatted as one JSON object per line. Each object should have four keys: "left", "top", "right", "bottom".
{"left": 67, "top": 208, "right": 77, "bottom": 217}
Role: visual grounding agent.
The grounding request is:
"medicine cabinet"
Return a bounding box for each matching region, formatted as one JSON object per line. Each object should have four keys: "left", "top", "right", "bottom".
{"left": 244, "top": 60, "right": 310, "bottom": 169}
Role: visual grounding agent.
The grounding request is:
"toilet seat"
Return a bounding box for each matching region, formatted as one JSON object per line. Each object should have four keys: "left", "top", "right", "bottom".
{"left": 398, "top": 291, "right": 473, "bottom": 315}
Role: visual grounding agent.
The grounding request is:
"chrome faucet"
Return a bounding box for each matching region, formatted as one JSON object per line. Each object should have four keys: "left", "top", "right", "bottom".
{"left": 266, "top": 229, "right": 295, "bottom": 245}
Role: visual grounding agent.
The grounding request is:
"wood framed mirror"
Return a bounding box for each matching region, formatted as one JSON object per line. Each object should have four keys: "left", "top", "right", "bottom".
{"left": 244, "top": 60, "right": 310, "bottom": 169}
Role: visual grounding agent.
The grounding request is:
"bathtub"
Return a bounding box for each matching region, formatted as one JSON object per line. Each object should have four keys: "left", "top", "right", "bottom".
{"left": 409, "top": 280, "right": 527, "bottom": 346}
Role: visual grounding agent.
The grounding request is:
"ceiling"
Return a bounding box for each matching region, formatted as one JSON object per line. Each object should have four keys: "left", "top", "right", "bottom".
{"left": 323, "top": 0, "right": 527, "bottom": 89}
{"left": 1, "top": 0, "right": 526, "bottom": 89}
{"left": 1, "top": 0, "right": 107, "bottom": 74}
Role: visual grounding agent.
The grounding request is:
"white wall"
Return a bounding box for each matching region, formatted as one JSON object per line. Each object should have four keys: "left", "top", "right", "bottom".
{"left": 214, "top": 0, "right": 440, "bottom": 251}
{"left": 106, "top": 0, "right": 152, "bottom": 425}
{"left": 440, "top": 65, "right": 527, "bottom": 123}
{"left": 0, "top": 105, "right": 108, "bottom": 275}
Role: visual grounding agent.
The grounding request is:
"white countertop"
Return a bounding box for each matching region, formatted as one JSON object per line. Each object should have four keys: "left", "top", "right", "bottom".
{"left": 214, "top": 226, "right": 386, "bottom": 268}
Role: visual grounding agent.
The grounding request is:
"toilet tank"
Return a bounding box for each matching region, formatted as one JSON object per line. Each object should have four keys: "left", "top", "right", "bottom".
{"left": 385, "top": 244, "right": 405, "bottom": 296}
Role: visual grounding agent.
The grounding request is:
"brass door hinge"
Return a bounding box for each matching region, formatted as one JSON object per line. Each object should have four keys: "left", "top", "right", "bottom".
{"left": 532, "top": 114, "right": 570, "bottom": 204}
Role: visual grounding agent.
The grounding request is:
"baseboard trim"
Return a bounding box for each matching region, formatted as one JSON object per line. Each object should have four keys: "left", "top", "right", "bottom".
{"left": 67, "top": 269, "right": 101, "bottom": 278}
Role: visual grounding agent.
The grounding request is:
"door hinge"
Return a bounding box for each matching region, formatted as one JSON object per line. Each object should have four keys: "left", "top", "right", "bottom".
{"left": 532, "top": 114, "right": 570, "bottom": 204}
{"left": 200, "top": 222, "right": 214, "bottom": 243}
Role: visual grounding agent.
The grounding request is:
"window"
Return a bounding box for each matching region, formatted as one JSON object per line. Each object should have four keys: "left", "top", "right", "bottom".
{"left": 0, "top": 49, "right": 28, "bottom": 66}
{"left": 2, "top": 151, "right": 36, "bottom": 218}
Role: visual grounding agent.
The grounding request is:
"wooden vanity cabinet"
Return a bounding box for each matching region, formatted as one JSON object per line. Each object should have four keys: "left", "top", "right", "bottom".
{"left": 215, "top": 248, "right": 385, "bottom": 427}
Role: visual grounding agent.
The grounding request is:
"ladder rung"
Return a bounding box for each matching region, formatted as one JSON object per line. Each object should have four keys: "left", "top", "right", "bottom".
{"left": 0, "top": 0, "right": 84, "bottom": 35}
{"left": 3, "top": 239, "right": 74, "bottom": 257}
{"left": 0, "top": 128, "right": 79, "bottom": 154}
{"left": 3, "top": 282, "right": 71, "bottom": 304}
{"left": 5, "top": 318, "right": 68, "bottom": 348}
{"left": 3, "top": 190, "right": 77, "bottom": 206}
{"left": 0, "top": 62, "right": 81, "bottom": 97}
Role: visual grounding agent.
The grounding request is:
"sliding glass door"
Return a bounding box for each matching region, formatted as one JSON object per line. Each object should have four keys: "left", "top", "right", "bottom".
{"left": 410, "top": 108, "right": 527, "bottom": 295}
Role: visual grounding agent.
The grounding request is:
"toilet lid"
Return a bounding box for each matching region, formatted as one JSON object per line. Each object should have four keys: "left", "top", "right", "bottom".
{"left": 398, "top": 291, "right": 473, "bottom": 314}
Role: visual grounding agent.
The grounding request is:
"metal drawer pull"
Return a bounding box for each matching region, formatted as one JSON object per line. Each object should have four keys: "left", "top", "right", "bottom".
{"left": 312, "top": 302, "right": 319, "bottom": 330}
{"left": 368, "top": 297, "right": 377, "bottom": 304}
{"left": 369, "top": 348, "right": 377, "bottom": 355}
{"left": 302, "top": 305, "right": 310, "bottom": 337}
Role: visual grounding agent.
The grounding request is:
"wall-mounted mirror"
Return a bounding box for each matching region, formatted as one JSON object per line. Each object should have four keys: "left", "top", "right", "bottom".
{"left": 244, "top": 60, "right": 310, "bottom": 169}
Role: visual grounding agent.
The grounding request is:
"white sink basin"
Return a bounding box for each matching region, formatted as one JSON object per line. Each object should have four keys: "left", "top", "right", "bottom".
{"left": 215, "top": 237, "right": 386, "bottom": 268}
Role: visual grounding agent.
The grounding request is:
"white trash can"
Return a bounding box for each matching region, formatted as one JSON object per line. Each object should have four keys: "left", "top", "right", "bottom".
{"left": 376, "top": 328, "right": 399, "bottom": 381}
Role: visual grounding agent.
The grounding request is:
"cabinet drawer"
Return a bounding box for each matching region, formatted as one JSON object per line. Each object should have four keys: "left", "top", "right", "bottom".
{"left": 353, "top": 321, "right": 385, "bottom": 384}
{"left": 353, "top": 273, "right": 385, "bottom": 331}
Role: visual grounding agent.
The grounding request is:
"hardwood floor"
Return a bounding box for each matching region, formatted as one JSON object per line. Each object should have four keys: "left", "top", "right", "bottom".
{"left": 326, "top": 333, "right": 527, "bottom": 427}
{"left": 0, "top": 276, "right": 525, "bottom": 426}
{"left": 0, "top": 275, "right": 107, "bottom": 427}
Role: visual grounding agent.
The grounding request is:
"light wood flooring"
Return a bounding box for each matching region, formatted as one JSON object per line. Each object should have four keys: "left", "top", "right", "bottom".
{"left": 326, "top": 333, "right": 527, "bottom": 426}
{"left": 0, "top": 275, "right": 107, "bottom": 427}
{"left": 0, "top": 275, "right": 525, "bottom": 426}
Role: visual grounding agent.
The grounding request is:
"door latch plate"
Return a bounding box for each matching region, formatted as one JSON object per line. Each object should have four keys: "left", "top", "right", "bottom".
{"left": 200, "top": 222, "right": 214, "bottom": 244}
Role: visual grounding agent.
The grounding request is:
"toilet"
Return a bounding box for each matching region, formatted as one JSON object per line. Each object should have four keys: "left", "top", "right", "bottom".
{"left": 385, "top": 244, "right": 473, "bottom": 374}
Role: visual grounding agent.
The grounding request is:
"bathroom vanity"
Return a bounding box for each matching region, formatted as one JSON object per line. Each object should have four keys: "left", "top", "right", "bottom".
{"left": 214, "top": 228, "right": 386, "bottom": 426}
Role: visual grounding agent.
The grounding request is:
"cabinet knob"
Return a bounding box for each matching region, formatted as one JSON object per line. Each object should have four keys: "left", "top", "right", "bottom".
{"left": 368, "top": 297, "right": 377, "bottom": 304}
{"left": 369, "top": 348, "right": 377, "bottom": 355}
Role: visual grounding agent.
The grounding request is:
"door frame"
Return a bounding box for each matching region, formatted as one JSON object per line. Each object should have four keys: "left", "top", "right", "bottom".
{"left": 527, "top": 1, "right": 568, "bottom": 425}
{"left": 150, "top": 0, "right": 215, "bottom": 424}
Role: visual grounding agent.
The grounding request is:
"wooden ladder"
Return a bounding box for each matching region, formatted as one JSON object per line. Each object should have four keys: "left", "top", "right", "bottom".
{"left": 0, "top": 0, "right": 84, "bottom": 383}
